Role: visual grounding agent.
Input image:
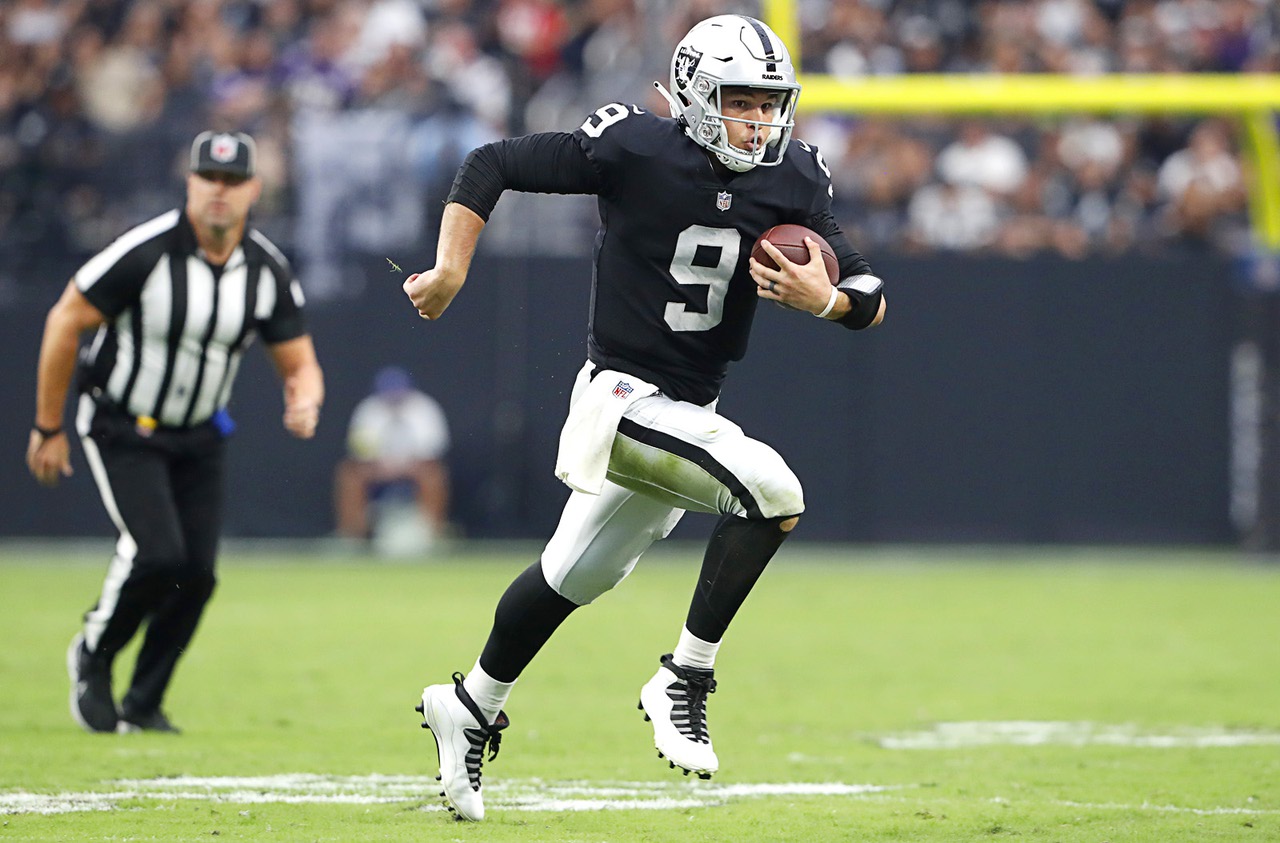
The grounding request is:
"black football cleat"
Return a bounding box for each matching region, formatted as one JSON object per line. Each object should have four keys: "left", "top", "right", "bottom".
{"left": 67, "top": 633, "right": 118, "bottom": 734}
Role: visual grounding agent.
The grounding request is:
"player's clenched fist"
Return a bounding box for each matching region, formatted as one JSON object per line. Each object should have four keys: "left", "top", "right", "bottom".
{"left": 404, "top": 268, "right": 465, "bottom": 321}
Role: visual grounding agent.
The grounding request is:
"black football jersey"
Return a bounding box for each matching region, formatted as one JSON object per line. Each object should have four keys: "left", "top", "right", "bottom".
{"left": 447, "top": 103, "right": 873, "bottom": 405}
{"left": 573, "top": 105, "right": 866, "bottom": 405}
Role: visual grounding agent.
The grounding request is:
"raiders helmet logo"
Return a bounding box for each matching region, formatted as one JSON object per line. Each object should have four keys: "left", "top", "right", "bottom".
{"left": 673, "top": 46, "right": 703, "bottom": 91}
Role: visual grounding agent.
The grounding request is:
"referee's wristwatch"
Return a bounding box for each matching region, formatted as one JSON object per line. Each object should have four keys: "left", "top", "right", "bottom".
{"left": 32, "top": 423, "right": 64, "bottom": 442}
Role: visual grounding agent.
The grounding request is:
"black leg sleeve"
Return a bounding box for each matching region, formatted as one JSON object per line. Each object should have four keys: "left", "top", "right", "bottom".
{"left": 478, "top": 561, "right": 579, "bottom": 682}
{"left": 685, "top": 514, "right": 795, "bottom": 643}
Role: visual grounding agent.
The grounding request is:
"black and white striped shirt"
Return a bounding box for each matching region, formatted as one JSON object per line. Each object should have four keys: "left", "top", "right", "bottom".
{"left": 75, "top": 209, "right": 307, "bottom": 428}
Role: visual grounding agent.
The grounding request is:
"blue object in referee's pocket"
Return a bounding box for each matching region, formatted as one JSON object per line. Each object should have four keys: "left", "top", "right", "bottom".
{"left": 211, "top": 409, "right": 236, "bottom": 437}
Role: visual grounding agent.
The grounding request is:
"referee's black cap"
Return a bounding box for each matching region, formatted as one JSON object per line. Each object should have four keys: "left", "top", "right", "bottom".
{"left": 190, "top": 130, "right": 256, "bottom": 178}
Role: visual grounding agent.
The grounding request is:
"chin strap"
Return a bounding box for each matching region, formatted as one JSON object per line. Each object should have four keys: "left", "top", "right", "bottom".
{"left": 716, "top": 150, "right": 755, "bottom": 173}
{"left": 653, "top": 81, "right": 686, "bottom": 127}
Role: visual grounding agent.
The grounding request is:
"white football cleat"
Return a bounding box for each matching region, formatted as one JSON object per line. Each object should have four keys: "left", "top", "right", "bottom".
{"left": 416, "top": 672, "right": 508, "bottom": 821}
{"left": 638, "top": 653, "right": 718, "bottom": 779}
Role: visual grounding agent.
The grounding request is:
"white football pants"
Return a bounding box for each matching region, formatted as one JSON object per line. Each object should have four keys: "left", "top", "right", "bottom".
{"left": 541, "top": 364, "right": 805, "bottom": 605}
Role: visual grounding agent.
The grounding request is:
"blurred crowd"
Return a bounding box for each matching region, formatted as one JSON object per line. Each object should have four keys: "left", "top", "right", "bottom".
{"left": 801, "top": 0, "right": 1274, "bottom": 256}
{"left": 0, "top": 0, "right": 1272, "bottom": 297}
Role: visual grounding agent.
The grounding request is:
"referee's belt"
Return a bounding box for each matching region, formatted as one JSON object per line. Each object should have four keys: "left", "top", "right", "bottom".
{"left": 86, "top": 392, "right": 217, "bottom": 434}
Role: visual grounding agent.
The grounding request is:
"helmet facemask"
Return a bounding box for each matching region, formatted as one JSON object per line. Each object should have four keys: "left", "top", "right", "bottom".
{"left": 689, "top": 82, "right": 799, "bottom": 172}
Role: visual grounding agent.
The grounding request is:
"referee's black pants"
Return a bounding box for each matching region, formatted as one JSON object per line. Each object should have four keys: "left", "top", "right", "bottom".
{"left": 77, "top": 396, "right": 224, "bottom": 720}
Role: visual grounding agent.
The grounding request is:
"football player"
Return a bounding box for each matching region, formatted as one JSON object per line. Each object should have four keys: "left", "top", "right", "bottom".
{"left": 403, "top": 14, "right": 885, "bottom": 821}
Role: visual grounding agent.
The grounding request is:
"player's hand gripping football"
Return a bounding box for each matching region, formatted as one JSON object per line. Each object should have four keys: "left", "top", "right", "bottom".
{"left": 749, "top": 236, "right": 834, "bottom": 315}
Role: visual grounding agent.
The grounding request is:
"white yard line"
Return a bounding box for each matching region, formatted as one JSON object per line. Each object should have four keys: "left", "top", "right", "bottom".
{"left": 879, "top": 721, "right": 1280, "bottom": 749}
{"left": 5, "top": 776, "right": 1274, "bottom": 818}
{"left": 1056, "top": 800, "right": 1280, "bottom": 816}
{"left": 0, "top": 777, "right": 893, "bottom": 816}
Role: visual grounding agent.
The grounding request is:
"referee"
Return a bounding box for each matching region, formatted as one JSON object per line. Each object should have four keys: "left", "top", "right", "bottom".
{"left": 26, "top": 131, "right": 325, "bottom": 734}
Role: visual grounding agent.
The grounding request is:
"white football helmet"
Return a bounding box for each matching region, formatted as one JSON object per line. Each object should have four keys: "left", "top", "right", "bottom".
{"left": 655, "top": 15, "right": 801, "bottom": 172}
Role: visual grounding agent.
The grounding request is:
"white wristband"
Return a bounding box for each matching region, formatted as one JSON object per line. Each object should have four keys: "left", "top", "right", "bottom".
{"left": 816, "top": 285, "right": 840, "bottom": 318}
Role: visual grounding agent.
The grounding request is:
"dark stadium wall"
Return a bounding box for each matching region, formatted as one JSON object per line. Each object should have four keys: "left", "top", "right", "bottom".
{"left": 1, "top": 253, "right": 1234, "bottom": 544}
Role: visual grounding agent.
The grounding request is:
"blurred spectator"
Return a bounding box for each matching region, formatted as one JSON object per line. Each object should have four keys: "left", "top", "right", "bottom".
{"left": 994, "top": 164, "right": 1069, "bottom": 259}
{"left": 347, "top": 0, "right": 427, "bottom": 73}
{"left": 209, "top": 26, "right": 276, "bottom": 128}
{"left": 828, "top": 117, "right": 931, "bottom": 250}
{"left": 495, "top": 0, "right": 567, "bottom": 81}
{"left": 276, "top": 12, "right": 360, "bottom": 113}
{"left": 898, "top": 16, "right": 945, "bottom": 74}
{"left": 8, "top": 0, "right": 69, "bottom": 48}
{"left": 814, "top": 0, "right": 902, "bottom": 77}
{"left": 427, "top": 20, "right": 510, "bottom": 131}
{"left": 1054, "top": 118, "right": 1131, "bottom": 251}
{"left": 1156, "top": 119, "right": 1246, "bottom": 244}
{"left": 907, "top": 181, "right": 1000, "bottom": 251}
{"left": 936, "top": 121, "right": 1028, "bottom": 198}
{"left": 75, "top": 2, "right": 166, "bottom": 132}
{"left": 1057, "top": 118, "right": 1126, "bottom": 181}
{"left": 334, "top": 366, "right": 452, "bottom": 555}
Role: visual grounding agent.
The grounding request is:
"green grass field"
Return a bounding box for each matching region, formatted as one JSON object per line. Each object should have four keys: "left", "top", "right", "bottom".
{"left": 2, "top": 543, "right": 1278, "bottom": 841}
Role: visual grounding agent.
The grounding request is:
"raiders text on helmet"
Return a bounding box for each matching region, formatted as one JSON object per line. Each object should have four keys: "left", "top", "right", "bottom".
{"left": 655, "top": 15, "right": 801, "bottom": 172}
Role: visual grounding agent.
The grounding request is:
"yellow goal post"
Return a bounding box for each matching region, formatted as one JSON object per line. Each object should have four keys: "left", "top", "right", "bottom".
{"left": 763, "top": 0, "right": 1280, "bottom": 249}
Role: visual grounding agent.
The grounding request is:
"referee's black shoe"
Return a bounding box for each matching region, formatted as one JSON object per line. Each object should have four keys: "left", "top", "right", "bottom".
{"left": 118, "top": 709, "right": 181, "bottom": 734}
{"left": 66, "top": 633, "right": 119, "bottom": 733}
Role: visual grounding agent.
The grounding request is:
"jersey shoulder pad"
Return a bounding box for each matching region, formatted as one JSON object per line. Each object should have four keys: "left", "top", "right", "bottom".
{"left": 574, "top": 103, "right": 680, "bottom": 165}
{"left": 787, "top": 138, "right": 834, "bottom": 189}
{"left": 785, "top": 137, "right": 836, "bottom": 206}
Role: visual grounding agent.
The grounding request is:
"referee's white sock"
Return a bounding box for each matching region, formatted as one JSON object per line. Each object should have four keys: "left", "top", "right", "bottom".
{"left": 463, "top": 661, "right": 515, "bottom": 725}
{"left": 671, "top": 625, "right": 720, "bottom": 670}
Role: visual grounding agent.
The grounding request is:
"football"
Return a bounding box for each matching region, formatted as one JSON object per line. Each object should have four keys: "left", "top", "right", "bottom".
{"left": 751, "top": 224, "right": 839, "bottom": 285}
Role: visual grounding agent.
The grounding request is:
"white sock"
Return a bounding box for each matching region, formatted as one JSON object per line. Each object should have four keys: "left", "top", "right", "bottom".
{"left": 462, "top": 661, "right": 515, "bottom": 725}
{"left": 671, "top": 626, "right": 720, "bottom": 670}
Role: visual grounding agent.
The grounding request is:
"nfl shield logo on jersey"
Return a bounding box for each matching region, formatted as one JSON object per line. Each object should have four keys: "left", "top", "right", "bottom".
{"left": 612, "top": 381, "right": 634, "bottom": 399}
{"left": 716, "top": 191, "right": 732, "bottom": 212}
